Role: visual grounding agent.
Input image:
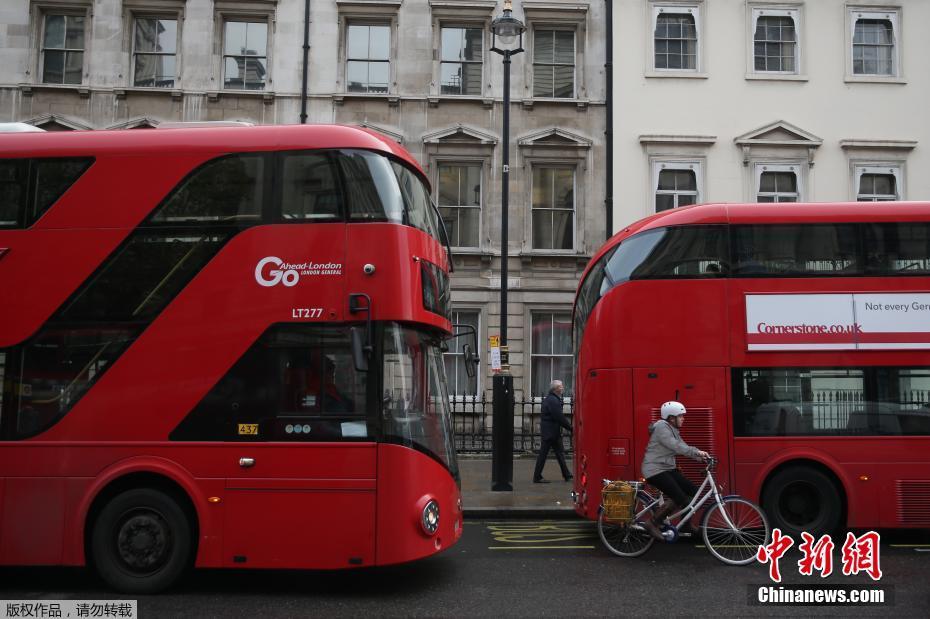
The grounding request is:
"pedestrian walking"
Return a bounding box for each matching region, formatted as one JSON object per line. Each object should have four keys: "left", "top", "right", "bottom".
{"left": 533, "top": 380, "right": 573, "bottom": 483}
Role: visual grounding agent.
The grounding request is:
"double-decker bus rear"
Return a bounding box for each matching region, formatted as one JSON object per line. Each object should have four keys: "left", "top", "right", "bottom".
{"left": 572, "top": 202, "right": 930, "bottom": 538}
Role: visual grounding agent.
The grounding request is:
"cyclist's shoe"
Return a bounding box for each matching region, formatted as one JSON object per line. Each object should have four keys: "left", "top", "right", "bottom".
{"left": 641, "top": 519, "right": 666, "bottom": 542}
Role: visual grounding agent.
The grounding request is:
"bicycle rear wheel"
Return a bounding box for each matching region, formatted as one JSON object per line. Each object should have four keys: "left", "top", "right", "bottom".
{"left": 701, "top": 496, "right": 770, "bottom": 565}
{"left": 597, "top": 497, "right": 655, "bottom": 558}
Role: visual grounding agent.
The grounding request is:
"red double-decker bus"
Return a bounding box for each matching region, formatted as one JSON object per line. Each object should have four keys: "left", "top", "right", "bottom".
{"left": 572, "top": 202, "right": 930, "bottom": 537}
{"left": 0, "top": 124, "right": 463, "bottom": 592}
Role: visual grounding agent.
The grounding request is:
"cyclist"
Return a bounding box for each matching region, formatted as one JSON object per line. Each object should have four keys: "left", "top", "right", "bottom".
{"left": 640, "top": 401, "right": 709, "bottom": 541}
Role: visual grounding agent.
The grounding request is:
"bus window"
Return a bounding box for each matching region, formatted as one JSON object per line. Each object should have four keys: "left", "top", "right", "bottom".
{"left": 148, "top": 154, "right": 264, "bottom": 224}
{"left": 3, "top": 327, "right": 138, "bottom": 439}
{"left": 392, "top": 161, "right": 441, "bottom": 241}
{"left": 279, "top": 151, "right": 342, "bottom": 221}
{"left": 0, "top": 160, "right": 25, "bottom": 226}
{"left": 0, "top": 158, "right": 93, "bottom": 228}
{"left": 171, "top": 325, "right": 372, "bottom": 442}
{"left": 338, "top": 150, "right": 403, "bottom": 223}
{"left": 731, "top": 224, "right": 860, "bottom": 276}
{"left": 382, "top": 324, "right": 458, "bottom": 479}
{"left": 336, "top": 150, "right": 441, "bottom": 241}
{"left": 629, "top": 225, "right": 728, "bottom": 279}
{"left": 733, "top": 367, "right": 930, "bottom": 437}
{"left": 58, "top": 232, "right": 229, "bottom": 322}
{"left": 864, "top": 222, "right": 930, "bottom": 275}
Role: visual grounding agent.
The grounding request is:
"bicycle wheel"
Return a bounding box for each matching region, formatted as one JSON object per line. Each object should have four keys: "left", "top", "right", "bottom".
{"left": 597, "top": 497, "right": 655, "bottom": 558}
{"left": 702, "top": 496, "right": 770, "bottom": 566}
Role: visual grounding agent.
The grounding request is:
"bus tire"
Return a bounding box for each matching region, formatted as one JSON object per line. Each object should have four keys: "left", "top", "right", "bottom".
{"left": 761, "top": 466, "right": 843, "bottom": 538}
{"left": 90, "top": 488, "right": 193, "bottom": 594}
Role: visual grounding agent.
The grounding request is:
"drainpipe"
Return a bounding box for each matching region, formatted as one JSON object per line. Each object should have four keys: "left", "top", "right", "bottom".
{"left": 604, "top": 0, "right": 613, "bottom": 238}
{"left": 300, "top": 0, "right": 310, "bottom": 124}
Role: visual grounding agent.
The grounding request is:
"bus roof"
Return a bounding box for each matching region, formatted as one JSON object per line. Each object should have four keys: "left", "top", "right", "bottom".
{"left": 583, "top": 201, "right": 930, "bottom": 287}
{"left": 0, "top": 123, "right": 426, "bottom": 182}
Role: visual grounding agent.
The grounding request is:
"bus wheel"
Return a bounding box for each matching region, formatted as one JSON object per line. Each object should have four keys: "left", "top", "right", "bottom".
{"left": 91, "top": 488, "right": 192, "bottom": 594}
{"left": 762, "top": 466, "right": 842, "bottom": 538}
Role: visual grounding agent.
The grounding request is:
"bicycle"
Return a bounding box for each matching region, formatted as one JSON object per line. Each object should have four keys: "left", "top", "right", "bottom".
{"left": 597, "top": 457, "right": 771, "bottom": 565}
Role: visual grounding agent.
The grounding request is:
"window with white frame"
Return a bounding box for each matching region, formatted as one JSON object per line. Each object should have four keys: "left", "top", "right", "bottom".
{"left": 855, "top": 165, "right": 901, "bottom": 201}
{"left": 222, "top": 20, "right": 268, "bottom": 90}
{"left": 443, "top": 310, "right": 480, "bottom": 396}
{"left": 531, "top": 312, "right": 573, "bottom": 397}
{"left": 752, "top": 8, "right": 798, "bottom": 73}
{"left": 850, "top": 9, "right": 899, "bottom": 77}
{"left": 41, "top": 13, "right": 86, "bottom": 84}
{"left": 653, "top": 161, "right": 700, "bottom": 212}
{"left": 437, "top": 163, "right": 481, "bottom": 249}
{"left": 133, "top": 17, "right": 178, "bottom": 87}
{"left": 531, "top": 166, "right": 574, "bottom": 250}
{"left": 755, "top": 163, "right": 801, "bottom": 202}
{"left": 533, "top": 29, "right": 575, "bottom": 98}
{"left": 440, "top": 26, "right": 482, "bottom": 96}
{"left": 347, "top": 23, "right": 390, "bottom": 93}
{"left": 652, "top": 5, "right": 700, "bottom": 71}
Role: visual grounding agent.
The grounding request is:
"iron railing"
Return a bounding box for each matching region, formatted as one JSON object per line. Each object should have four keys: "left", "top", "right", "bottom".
{"left": 451, "top": 394, "right": 573, "bottom": 454}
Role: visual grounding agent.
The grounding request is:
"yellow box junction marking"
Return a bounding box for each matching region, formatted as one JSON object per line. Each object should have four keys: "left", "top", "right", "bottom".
{"left": 487, "top": 522, "right": 596, "bottom": 549}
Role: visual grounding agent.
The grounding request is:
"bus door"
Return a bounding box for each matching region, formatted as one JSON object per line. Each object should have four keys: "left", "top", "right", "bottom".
{"left": 198, "top": 325, "right": 379, "bottom": 569}
{"left": 633, "top": 367, "right": 731, "bottom": 492}
{"left": 222, "top": 443, "right": 377, "bottom": 569}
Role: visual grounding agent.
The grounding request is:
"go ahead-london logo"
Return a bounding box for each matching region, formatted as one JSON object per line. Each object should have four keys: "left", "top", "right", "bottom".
{"left": 254, "top": 256, "right": 343, "bottom": 287}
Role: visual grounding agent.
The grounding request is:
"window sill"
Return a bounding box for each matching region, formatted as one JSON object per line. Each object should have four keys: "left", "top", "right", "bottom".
{"left": 334, "top": 92, "right": 400, "bottom": 106}
{"left": 428, "top": 94, "right": 491, "bottom": 109}
{"left": 214, "top": 89, "right": 276, "bottom": 104}
{"left": 645, "top": 71, "right": 708, "bottom": 79}
{"left": 522, "top": 97, "right": 590, "bottom": 110}
{"left": 844, "top": 75, "right": 907, "bottom": 85}
{"left": 20, "top": 83, "right": 91, "bottom": 98}
{"left": 745, "top": 73, "right": 808, "bottom": 82}
{"left": 115, "top": 86, "right": 184, "bottom": 100}
{"left": 519, "top": 251, "right": 591, "bottom": 266}
{"left": 451, "top": 248, "right": 487, "bottom": 255}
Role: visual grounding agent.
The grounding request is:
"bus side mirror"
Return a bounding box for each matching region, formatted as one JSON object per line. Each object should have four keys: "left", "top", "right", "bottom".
{"left": 463, "top": 344, "right": 479, "bottom": 378}
{"left": 351, "top": 327, "right": 369, "bottom": 372}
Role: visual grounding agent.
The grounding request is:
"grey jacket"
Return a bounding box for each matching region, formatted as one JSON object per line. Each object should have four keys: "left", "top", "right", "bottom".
{"left": 641, "top": 419, "right": 702, "bottom": 479}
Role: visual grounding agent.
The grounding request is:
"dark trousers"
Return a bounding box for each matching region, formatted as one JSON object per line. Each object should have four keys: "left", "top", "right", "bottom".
{"left": 533, "top": 436, "right": 571, "bottom": 480}
{"left": 646, "top": 469, "right": 698, "bottom": 507}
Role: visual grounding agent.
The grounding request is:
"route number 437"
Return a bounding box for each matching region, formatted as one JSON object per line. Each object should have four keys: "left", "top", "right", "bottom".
{"left": 292, "top": 307, "right": 323, "bottom": 319}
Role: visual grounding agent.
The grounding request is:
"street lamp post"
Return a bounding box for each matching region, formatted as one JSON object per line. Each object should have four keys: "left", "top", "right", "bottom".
{"left": 489, "top": 0, "right": 524, "bottom": 492}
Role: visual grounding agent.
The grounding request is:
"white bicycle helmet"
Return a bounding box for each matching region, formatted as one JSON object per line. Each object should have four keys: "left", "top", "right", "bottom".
{"left": 660, "top": 401, "right": 687, "bottom": 420}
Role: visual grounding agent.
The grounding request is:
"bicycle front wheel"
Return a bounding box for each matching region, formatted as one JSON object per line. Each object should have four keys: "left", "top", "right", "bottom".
{"left": 597, "top": 501, "right": 655, "bottom": 558}
{"left": 702, "top": 496, "right": 770, "bottom": 566}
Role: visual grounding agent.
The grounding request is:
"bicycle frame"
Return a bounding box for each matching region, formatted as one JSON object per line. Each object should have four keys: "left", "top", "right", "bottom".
{"left": 634, "top": 461, "right": 741, "bottom": 532}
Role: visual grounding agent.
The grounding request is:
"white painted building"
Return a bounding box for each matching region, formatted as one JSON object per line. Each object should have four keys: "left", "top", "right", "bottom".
{"left": 611, "top": 0, "right": 930, "bottom": 230}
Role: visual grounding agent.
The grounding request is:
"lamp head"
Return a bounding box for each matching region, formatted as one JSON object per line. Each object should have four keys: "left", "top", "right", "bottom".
{"left": 491, "top": 0, "right": 525, "bottom": 49}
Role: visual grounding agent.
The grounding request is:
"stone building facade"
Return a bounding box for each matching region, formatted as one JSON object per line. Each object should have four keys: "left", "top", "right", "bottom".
{"left": 611, "top": 0, "right": 930, "bottom": 228}
{"left": 0, "top": 0, "right": 608, "bottom": 400}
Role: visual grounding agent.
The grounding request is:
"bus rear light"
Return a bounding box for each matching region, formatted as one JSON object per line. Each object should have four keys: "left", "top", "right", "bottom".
{"left": 859, "top": 475, "right": 870, "bottom": 482}
{"left": 420, "top": 498, "right": 440, "bottom": 536}
{"left": 581, "top": 473, "right": 587, "bottom": 487}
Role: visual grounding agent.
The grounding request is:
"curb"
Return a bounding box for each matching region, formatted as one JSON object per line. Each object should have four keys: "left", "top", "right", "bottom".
{"left": 463, "top": 506, "right": 580, "bottom": 519}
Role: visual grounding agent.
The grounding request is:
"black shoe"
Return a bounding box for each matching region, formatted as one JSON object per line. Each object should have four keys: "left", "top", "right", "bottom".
{"left": 563, "top": 475, "right": 573, "bottom": 481}
{"left": 533, "top": 478, "right": 551, "bottom": 484}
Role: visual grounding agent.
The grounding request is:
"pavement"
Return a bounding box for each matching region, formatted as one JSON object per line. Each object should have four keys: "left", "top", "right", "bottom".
{"left": 458, "top": 455, "right": 579, "bottom": 519}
